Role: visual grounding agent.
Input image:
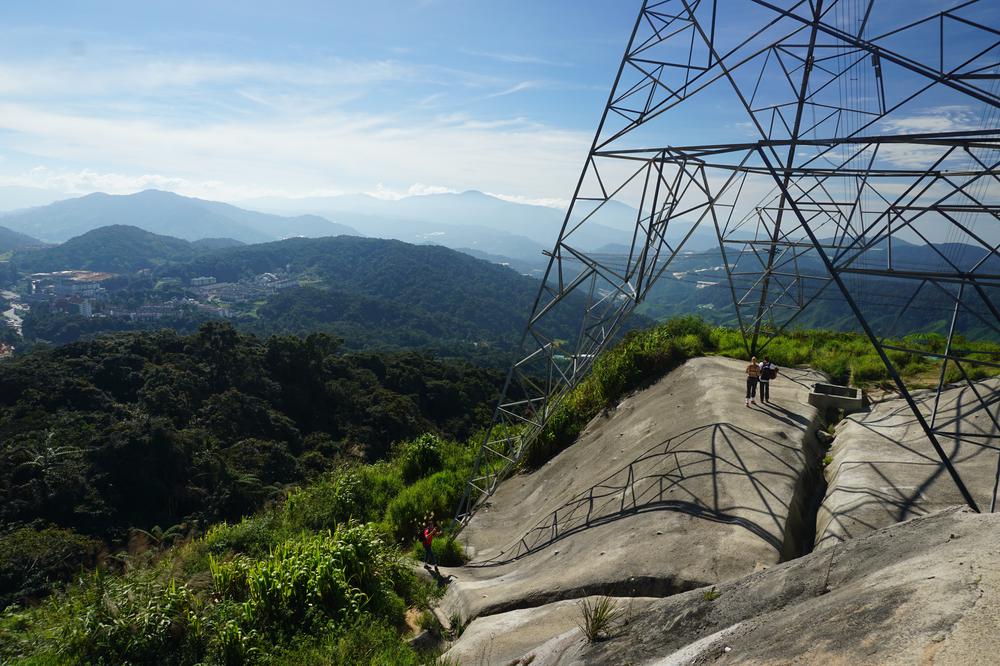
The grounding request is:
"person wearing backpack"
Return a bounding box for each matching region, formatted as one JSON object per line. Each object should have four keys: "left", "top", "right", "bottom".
{"left": 745, "top": 356, "right": 761, "bottom": 407}
{"left": 758, "top": 356, "right": 778, "bottom": 404}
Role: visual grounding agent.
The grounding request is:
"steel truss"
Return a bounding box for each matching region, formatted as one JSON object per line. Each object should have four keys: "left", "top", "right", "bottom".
{"left": 456, "top": 0, "right": 1000, "bottom": 525}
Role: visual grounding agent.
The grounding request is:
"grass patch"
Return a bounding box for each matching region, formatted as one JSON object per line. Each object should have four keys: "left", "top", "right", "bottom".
{"left": 576, "top": 596, "right": 625, "bottom": 642}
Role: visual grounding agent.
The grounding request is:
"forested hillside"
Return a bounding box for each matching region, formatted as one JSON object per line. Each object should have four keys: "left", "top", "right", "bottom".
{"left": 12, "top": 225, "right": 214, "bottom": 273}
{"left": 6, "top": 232, "right": 609, "bottom": 360}
{"left": 160, "top": 235, "right": 593, "bottom": 350}
{"left": 0, "top": 225, "right": 44, "bottom": 252}
{"left": 0, "top": 323, "right": 507, "bottom": 608}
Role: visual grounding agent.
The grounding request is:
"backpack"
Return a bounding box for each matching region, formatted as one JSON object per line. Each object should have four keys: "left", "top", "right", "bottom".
{"left": 762, "top": 364, "right": 778, "bottom": 380}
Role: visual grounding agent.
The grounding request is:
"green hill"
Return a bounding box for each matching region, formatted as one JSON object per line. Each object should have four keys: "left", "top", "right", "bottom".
{"left": 162, "top": 235, "right": 606, "bottom": 351}
{"left": 0, "top": 224, "right": 44, "bottom": 252}
{"left": 13, "top": 224, "right": 208, "bottom": 273}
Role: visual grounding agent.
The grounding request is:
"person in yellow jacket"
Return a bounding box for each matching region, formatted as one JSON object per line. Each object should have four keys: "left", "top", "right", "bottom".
{"left": 745, "top": 356, "right": 761, "bottom": 407}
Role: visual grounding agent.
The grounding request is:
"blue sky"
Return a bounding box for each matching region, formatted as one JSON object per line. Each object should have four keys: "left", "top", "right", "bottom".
{"left": 0, "top": 1, "right": 640, "bottom": 205}
{"left": 0, "top": 0, "right": 996, "bottom": 219}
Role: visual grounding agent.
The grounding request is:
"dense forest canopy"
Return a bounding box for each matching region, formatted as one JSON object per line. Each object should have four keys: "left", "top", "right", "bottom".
{"left": 0, "top": 323, "right": 505, "bottom": 553}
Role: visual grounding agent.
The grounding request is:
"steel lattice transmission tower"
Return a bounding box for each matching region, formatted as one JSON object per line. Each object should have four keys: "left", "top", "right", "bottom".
{"left": 456, "top": 0, "right": 1000, "bottom": 525}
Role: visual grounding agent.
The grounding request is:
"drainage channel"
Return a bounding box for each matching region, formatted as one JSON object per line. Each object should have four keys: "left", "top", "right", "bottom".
{"left": 779, "top": 406, "right": 838, "bottom": 562}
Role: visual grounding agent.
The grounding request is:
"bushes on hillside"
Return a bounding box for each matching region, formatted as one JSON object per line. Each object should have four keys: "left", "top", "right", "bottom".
{"left": 398, "top": 433, "right": 445, "bottom": 483}
{"left": 0, "top": 527, "right": 101, "bottom": 611}
{"left": 7, "top": 524, "right": 414, "bottom": 666}
{"left": 209, "top": 525, "right": 407, "bottom": 640}
{"left": 283, "top": 464, "right": 404, "bottom": 532}
{"left": 384, "top": 470, "right": 465, "bottom": 543}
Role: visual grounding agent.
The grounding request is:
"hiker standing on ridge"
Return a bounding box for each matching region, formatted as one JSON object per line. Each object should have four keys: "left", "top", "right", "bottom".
{"left": 745, "top": 356, "right": 761, "bottom": 407}
{"left": 758, "top": 356, "right": 778, "bottom": 404}
{"left": 421, "top": 519, "right": 441, "bottom": 573}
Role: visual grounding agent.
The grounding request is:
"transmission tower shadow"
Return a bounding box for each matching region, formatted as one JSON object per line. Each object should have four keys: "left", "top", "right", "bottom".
{"left": 470, "top": 422, "right": 802, "bottom": 567}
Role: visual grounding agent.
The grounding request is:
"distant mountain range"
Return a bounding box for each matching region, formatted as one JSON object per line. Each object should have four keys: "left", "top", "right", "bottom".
{"left": 240, "top": 190, "right": 722, "bottom": 265}
{"left": 0, "top": 190, "right": 359, "bottom": 244}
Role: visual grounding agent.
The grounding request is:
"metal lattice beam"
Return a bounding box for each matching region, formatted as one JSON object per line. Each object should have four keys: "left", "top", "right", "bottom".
{"left": 456, "top": 0, "right": 1000, "bottom": 528}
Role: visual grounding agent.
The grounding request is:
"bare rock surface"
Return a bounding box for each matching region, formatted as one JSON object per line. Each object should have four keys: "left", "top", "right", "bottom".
{"left": 816, "top": 378, "right": 1000, "bottom": 550}
{"left": 439, "top": 357, "right": 825, "bottom": 629}
{"left": 444, "top": 596, "right": 658, "bottom": 666}
{"left": 514, "top": 506, "right": 1000, "bottom": 666}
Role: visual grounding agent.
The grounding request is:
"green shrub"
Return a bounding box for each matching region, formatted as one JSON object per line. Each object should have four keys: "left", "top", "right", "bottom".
{"left": 397, "top": 434, "right": 445, "bottom": 483}
{"left": 62, "top": 572, "right": 208, "bottom": 666}
{"left": 409, "top": 535, "right": 467, "bottom": 567}
{"left": 284, "top": 464, "right": 403, "bottom": 531}
{"left": 851, "top": 354, "right": 889, "bottom": 383}
{"left": 271, "top": 617, "right": 422, "bottom": 666}
{"left": 0, "top": 526, "right": 100, "bottom": 611}
{"left": 576, "top": 596, "right": 624, "bottom": 642}
{"left": 528, "top": 318, "right": 713, "bottom": 467}
{"left": 210, "top": 524, "right": 405, "bottom": 640}
{"left": 384, "top": 470, "right": 465, "bottom": 543}
{"left": 202, "top": 513, "right": 286, "bottom": 558}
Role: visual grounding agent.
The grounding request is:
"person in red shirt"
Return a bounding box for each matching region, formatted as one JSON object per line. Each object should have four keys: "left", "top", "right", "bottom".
{"left": 421, "top": 520, "right": 441, "bottom": 572}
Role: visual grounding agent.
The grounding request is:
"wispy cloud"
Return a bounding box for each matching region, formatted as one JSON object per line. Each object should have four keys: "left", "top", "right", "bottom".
{"left": 880, "top": 105, "right": 979, "bottom": 135}
{"left": 878, "top": 105, "right": 981, "bottom": 167}
{"left": 0, "top": 100, "right": 588, "bottom": 202}
{"left": 367, "top": 183, "right": 459, "bottom": 200}
{"left": 462, "top": 48, "right": 572, "bottom": 67}
{"left": 0, "top": 40, "right": 591, "bottom": 205}
{"left": 481, "top": 80, "right": 544, "bottom": 99}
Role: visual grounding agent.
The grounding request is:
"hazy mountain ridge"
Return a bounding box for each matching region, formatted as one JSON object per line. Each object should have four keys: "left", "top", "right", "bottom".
{"left": 240, "top": 190, "right": 724, "bottom": 261}
{"left": 0, "top": 224, "right": 45, "bottom": 252}
{"left": 0, "top": 190, "right": 359, "bottom": 244}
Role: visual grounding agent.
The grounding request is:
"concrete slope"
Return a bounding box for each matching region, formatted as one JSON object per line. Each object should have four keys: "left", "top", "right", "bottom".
{"left": 816, "top": 378, "right": 1000, "bottom": 550}
{"left": 516, "top": 506, "right": 1000, "bottom": 666}
{"left": 440, "top": 357, "right": 826, "bottom": 626}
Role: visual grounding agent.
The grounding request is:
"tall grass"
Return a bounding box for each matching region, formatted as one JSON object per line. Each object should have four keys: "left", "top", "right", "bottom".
{"left": 712, "top": 327, "right": 1000, "bottom": 388}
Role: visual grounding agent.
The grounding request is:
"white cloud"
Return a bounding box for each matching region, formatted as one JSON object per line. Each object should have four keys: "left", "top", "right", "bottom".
{"left": 480, "top": 80, "right": 544, "bottom": 100}
{"left": 875, "top": 106, "right": 983, "bottom": 168}
{"left": 367, "top": 183, "right": 460, "bottom": 200}
{"left": 0, "top": 48, "right": 591, "bottom": 203}
{"left": 0, "top": 101, "right": 589, "bottom": 202}
{"left": 485, "top": 192, "right": 569, "bottom": 208}
{"left": 880, "top": 105, "right": 979, "bottom": 134}
{"left": 0, "top": 57, "right": 420, "bottom": 98}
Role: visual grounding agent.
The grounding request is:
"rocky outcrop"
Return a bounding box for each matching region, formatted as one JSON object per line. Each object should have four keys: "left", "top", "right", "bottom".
{"left": 442, "top": 363, "right": 1000, "bottom": 664}
{"left": 441, "top": 357, "right": 826, "bottom": 660}
{"left": 816, "top": 378, "right": 1000, "bottom": 550}
{"left": 510, "top": 506, "right": 1000, "bottom": 665}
